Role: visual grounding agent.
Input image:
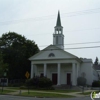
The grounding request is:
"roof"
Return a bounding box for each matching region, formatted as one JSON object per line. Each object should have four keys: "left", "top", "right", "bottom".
{"left": 56, "top": 11, "right": 61, "bottom": 27}
{"left": 93, "top": 64, "right": 100, "bottom": 70}
{"left": 29, "top": 45, "right": 82, "bottom": 62}
{"left": 80, "top": 58, "right": 93, "bottom": 63}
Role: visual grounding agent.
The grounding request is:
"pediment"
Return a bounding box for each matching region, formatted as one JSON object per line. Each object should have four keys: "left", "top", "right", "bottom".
{"left": 29, "top": 45, "right": 79, "bottom": 60}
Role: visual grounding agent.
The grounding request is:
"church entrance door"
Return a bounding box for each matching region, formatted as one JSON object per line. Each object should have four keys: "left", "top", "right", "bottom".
{"left": 67, "top": 73, "right": 71, "bottom": 85}
{"left": 52, "top": 73, "right": 57, "bottom": 85}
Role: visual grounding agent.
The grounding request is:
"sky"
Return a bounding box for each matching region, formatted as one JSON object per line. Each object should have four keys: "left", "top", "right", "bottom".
{"left": 0, "top": 0, "right": 100, "bottom": 62}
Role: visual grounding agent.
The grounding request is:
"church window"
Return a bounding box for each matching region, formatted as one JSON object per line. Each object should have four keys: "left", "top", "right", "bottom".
{"left": 48, "top": 53, "right": 55, "bottom": 57}
{"left": 56, "top": 30, "right": 58, "bottom": 34}
{"left": 59, "top": 30, "right": 61, "bottom": 34}
{"left": 56, "top": 36, "right": 58, "bottom": 44}
{"left": 62, "top": 38, "right": 63, "bottom": 45}
{"left": 59, "top": 29, "right": 62, "bottom": 34}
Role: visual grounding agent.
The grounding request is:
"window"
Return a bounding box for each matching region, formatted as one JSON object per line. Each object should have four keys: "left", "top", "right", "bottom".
{"left": 40, "top": 73, "right": 44, "bottom": 77}
{"left": 56, "top": 36, "right": 58, "bottom": 44}
{"left": 48, "top": 53, "right": 55, "bottom": 57}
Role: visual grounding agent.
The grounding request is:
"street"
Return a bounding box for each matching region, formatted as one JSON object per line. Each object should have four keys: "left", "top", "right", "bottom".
{"left": 0, "top": 95, "right": 92, "bottom": 100}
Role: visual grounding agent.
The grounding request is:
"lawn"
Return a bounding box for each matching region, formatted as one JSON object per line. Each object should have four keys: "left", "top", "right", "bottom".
{"left": 79, "top": 91, "right": 99, "bottom": 95}
{"left": 7, "top": 87, "right": 20, "bottom": 90}
{"left": 19, "top": 91, "right": 75, "bottom": 98}
{"left": 7, "top": 87, "right": 80, "bottom": 93}
{"left": 43, "top": 89, "right": 80, "bottom": 93}
{"left": 0, "top": 90, "right": 15, "bottom": 94}
{"left": 79, "top": 92, "right": 91, "bottom": 95}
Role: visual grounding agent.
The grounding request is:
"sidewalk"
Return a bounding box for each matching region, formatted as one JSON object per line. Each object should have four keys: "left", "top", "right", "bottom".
{"left": 5, "top": 88, "right": 94, "bottom": 97}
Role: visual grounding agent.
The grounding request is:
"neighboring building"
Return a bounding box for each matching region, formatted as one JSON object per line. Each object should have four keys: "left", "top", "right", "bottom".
{"left": 93, "top": 64, "right": 100, "bottom": 79}
{"left": 29, "top": 11, "right": 98, "bottom": 86}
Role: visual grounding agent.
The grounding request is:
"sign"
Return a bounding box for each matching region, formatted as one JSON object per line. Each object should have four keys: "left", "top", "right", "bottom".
{"left": 90, "top": 91, "right": 100, "bottom": 100}
{"left": 25, "top": 71, "right": 30, "bottom": 79}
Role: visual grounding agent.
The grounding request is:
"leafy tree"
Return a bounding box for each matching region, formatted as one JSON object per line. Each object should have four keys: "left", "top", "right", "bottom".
{"left": 0, "top": 32, "right": 39, "bottom": 80}
{"left": 0, "top": 52, "right": 8, "bottom": 77}
{"left": 94, "top": 57, "right": 99, "bottom": 65}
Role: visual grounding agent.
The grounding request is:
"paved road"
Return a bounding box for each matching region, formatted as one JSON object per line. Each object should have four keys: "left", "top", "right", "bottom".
{"left": 0, "top": 95, "right": 92, "bottom": 100}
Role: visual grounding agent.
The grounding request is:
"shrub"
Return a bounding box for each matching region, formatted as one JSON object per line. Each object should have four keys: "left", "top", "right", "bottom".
{"left": 92, "top": 80, "right": 100, "bottom": 87}
{"left": 25, "top": 76, "right": 53, "bottom": 89}
{"left": 38, "top": 77, "right": 52, "bottom": 88}
{"left": 25, "top": 76, "right": 39, "bottom": 87}
{"left": 77, "top": 77, "right": 86, "bottom": 86}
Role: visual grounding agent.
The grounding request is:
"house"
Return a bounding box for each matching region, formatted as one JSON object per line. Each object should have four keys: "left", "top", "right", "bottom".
{"left": 29, "top": 11, "right": 98, "bottom": 86}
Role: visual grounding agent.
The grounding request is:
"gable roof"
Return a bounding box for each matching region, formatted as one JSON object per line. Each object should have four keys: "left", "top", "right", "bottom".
{"left": 29, "top": 45, "right": 81, "bottom": 62}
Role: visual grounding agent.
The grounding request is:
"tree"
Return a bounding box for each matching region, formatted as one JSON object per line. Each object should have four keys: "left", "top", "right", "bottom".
{"left": 0, "top": 52, "right": 8, "bottom": 77}
{"left": 0, "top": 32, "right": 39, "bottom": 80}
{"left": 94, "top": 57, "right": 99, "bottom": 65}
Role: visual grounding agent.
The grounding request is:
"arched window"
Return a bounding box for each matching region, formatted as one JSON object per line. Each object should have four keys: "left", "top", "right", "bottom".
{"left": 56, "top": 36, "right": 58, "bottom": 44}
{"left": 48, "top": 53, "right": 55, "bottom": 57}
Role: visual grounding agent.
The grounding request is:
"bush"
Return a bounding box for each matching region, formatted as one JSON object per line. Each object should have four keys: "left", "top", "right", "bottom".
{"left": 26, "top": 76, "right": 39, "bottom": 87}
{"left": 25, "top": 76, "right": 53, "bottom": 89}
{"left": 92, "top": 80, "right": 100, "bottom": 87}
{"left": 38, "top": 77, "right": 52, "bottom": 88}
{"left": 77, "top": 77, "right": 86, "bottom": 86}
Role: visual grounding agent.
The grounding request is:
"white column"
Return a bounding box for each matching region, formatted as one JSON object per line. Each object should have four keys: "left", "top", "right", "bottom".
{"left": 31, "top": 63, "right": 34, "bottom": 78}
{"left": 35, "top": 65, "right": 37, "bottom": 76}
{"left": 76, "top": 64, "right": 79, "bottom": 79}
{"left": 57, "top": 63, "right": 61, "bottom": 85}
{"left": 72, "top": 63, "right": 76, "bottom": 86}
{"left": 44, "top": 63, "right": 47, "bottom": 77}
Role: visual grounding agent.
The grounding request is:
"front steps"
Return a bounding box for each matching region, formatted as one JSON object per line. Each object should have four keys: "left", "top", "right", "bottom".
{"left": 53, "top": 85, "right": 82, "bottom": 90}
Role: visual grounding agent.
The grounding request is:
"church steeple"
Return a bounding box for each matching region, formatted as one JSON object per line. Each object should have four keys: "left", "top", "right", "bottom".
{"left": 56, "top": 11, "right": 61, "bottom": 27}
{"left": 53, "top": 11, "right": 64, "bottom": 50}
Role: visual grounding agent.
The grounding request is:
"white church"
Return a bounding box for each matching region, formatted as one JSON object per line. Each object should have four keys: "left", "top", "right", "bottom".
{"left": 29, "top": 12, "right": 98, "bottom": 86}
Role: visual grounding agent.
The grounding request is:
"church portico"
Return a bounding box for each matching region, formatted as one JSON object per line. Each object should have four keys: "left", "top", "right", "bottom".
{"left": 31, "top": 61, "right": 79, "bottom": 86}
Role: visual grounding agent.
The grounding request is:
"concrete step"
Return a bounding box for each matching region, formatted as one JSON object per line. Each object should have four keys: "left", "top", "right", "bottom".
{"left": 53, "top": 85, "right": 82, "bottom": 90}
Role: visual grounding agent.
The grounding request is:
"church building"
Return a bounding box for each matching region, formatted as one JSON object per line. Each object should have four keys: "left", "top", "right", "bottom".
{"left": 29, "top": 11, "right": 98, "bottom": 86}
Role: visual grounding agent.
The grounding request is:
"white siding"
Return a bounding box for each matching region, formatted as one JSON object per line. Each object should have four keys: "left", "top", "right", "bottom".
{"left": 93, "top": 69, "right": 98, "bottom": 81}
{"left": 80, "top": 60, "right": 93, "bottom": 85}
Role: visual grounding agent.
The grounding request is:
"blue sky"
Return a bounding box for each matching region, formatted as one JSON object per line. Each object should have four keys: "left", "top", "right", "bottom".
{"left": 0, "top": 0, "right": 100, "bottom": 62}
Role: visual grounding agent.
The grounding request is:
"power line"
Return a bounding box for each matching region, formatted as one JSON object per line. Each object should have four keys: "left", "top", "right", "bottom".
{"left": 31, "top": 27, "right": 100, "bottom": 36}
{"left": 0, "top": 8, "right": 100, "bottom": 25}
{"left": 64, "top": 41, "right": 100, "bottom": 45}
{"left": 41, "top": 45, "right": 100, "bottom": 51}
{"left": 65, "top": 46, "right": 100, "bottom": 50}
{"left": 39, "top": 41, "right": 100, "bottom": 47}
{"left": 62, "top": 8, "right": 100, "bottom": 17}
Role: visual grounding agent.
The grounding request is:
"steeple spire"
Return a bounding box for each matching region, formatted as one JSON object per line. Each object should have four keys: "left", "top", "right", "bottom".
{"left": 56, "top": 11, "right": 61, "bottom": 27}
{"left": 53, "top": 11, "right": 64, "bottom": 50}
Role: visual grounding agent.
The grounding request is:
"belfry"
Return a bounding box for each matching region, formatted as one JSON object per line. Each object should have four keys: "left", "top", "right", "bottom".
{"left": 53, "top": 11, "right": 64, "bottom": 49}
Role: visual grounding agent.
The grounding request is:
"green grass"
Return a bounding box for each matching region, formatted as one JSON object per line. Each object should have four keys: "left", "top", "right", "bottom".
{"left": 7, "top": 87, "right": 20, "bottom": 90}
{"left": 79, "top": 92, "right": 91, "bottom": 95}
{"left": 7, "top": 87, "right": 80, "bottom": 93}
{"left": 79, "top": 91, "right": 99, "bottom": 95}
{"left": 0, "top": 90, "right": 15, "bottom": 94}
{"left": 42, "top": 89, "right": 80, "bottom": 93}
{"left": 19, "top": 92, "right": 75, "bottom": 98}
